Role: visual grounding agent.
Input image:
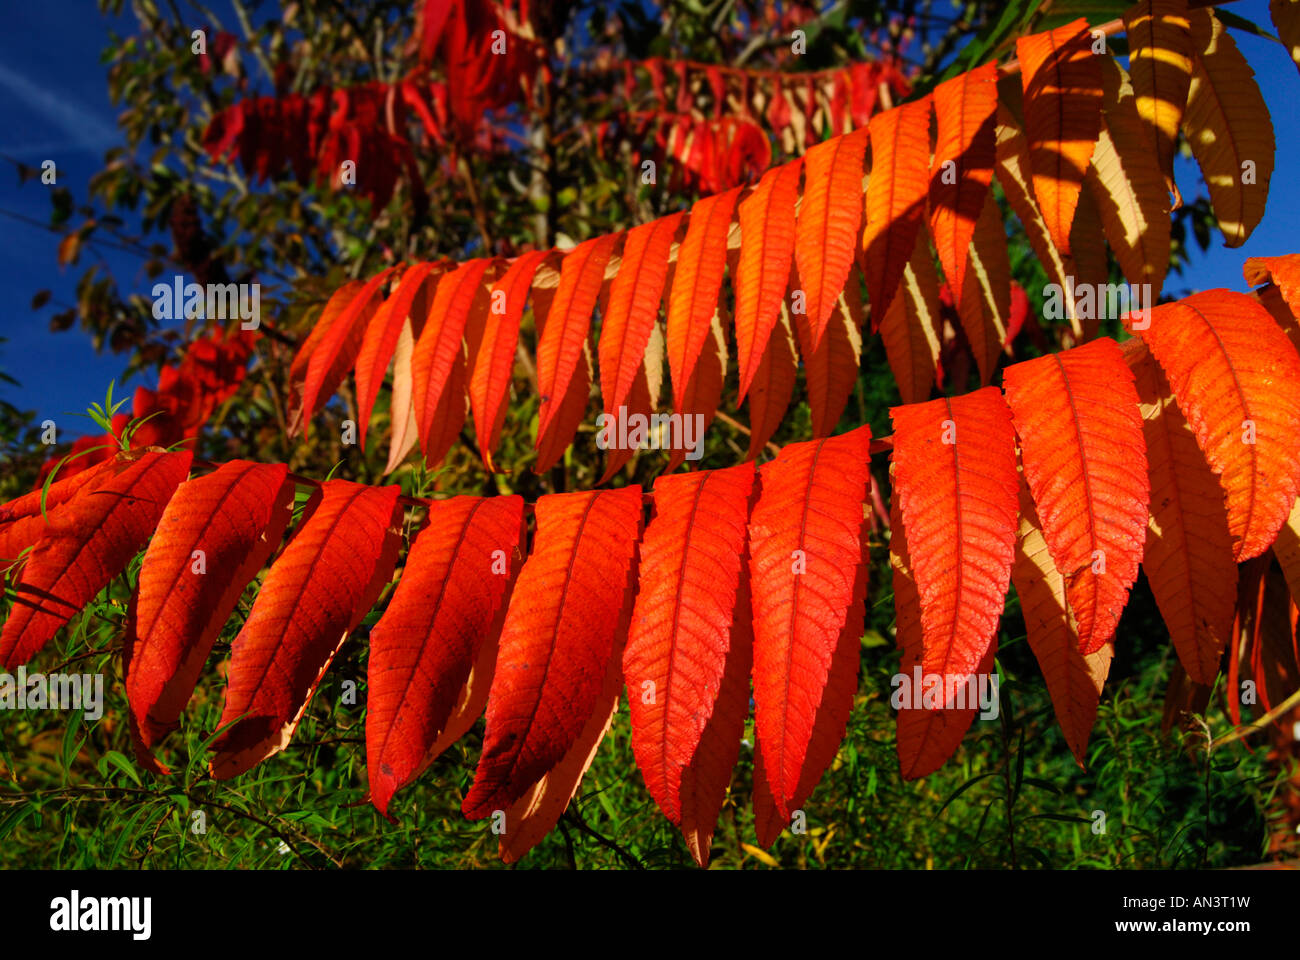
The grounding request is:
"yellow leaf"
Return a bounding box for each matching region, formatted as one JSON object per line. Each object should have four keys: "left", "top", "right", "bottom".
{"left": 1181, "top": 8, "right": 1274, "bottom": 247}
{"left": 1123, "top": 0, "right": 1193, "bottom": 188}
{"left": 1063, "top": 184, "right": 1108, "bottom": 342}
{"left": 740, "top": 842, "right": 780, "bottom": 867}
{"left": 1125, "top": 339, "right": 1236, "bottom": 685}
{"left": 57, "top": 232, "right": 80, "bottom": 268}
{"left": 1086, "top": 58, "right": 1171, "bottom": 295}
{"left": 877, "top": 227, "right": 941, "bottom": 405}
{"left": 1269, "top": 0, "right": 1300, "bottom": 75}
{"left": 957, "top": 190, "right": 1011, "bottom": 384}
{"left": 993, "top": 101, "right": 1078, "bottom": 337}
{"left": 1012, "top": 475, "right": 1113, "bottom": 765}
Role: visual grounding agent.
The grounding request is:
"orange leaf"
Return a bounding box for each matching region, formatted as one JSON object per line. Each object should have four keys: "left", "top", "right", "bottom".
{"left": 750, "top": 426, "right": 872, "bottom": 819}
{"left": 797, "top": 278, "right": 863, "bottom": 437}
{"left": 735, "top": 163, "right": 801, "bottom": 400}
{"left": 891, "top": 494, "right": 997, "bottom": 779}
{"left": 745, "top": 302, "right": 798, "bottom": 459}
{"left": 1243, "top": 254, "right": 1300, "bottom": 354}
{"left": 861, "top": 96, "right": 933, "bottom": 322}
{"left": 1086, "top": 57, "right": 1171, "bottom": 294}
{"left": 890, "top": 387, "right": 1019, "bottom": 684}
{"left": 667, "top": 188, "right": 741, "bottom": 413}
{"left": 928, "top": 62, "right": 998, "bottom": 305}
{"left": 1017, "top": 20, "right": 1103, "bottom": 257}
{"left": 1002, "top": 338, "right": 1149, "bottom": 654}
{"left": 955, "top": 191, "right": 1011, "bottom": 384}
{"left": 1012, "top": 476, "right": 1112, "bottom": 765}
{"left": 624, "top": 463, "right": 755, "bottom": 856}
{"left": 127, "top": 461, "right": 294, "bottom": 772}
{"left": 1128, "top": 290, "right": 1300, "bottom": 560}
{"left": 463, "top": 487, "right": 642, "bottom": 817}
{"left": 1272, "top": 0, "right": 1300, "bottom": 75}
{"left": 210, "top": 480, "right": 402, "bottom": 779}
{"left": 1123, "top": 339, "right": 1235, "bottom": 684}
{"left": 600, "top": 213, "right": 681, "bottom": 420}
{"left": 535, "top": 236, "right": 618, "bottom": 465}
{"left": 877, "top": 227, "right": 941, "bottom": 404}
{"left": 794, "top": 127, "right": 869, "bottom": 353}
{"left": 1123, "top": 0, "right": 1193, "bottom": 188}
{"left": 666, "top": 306, "right": 727, "bottom": 473}
{"left": 0, "top": 450, "right": 192, "bottom": 669}
{"left": 1182, "top": 7, "right": 1274, "bottom": 247}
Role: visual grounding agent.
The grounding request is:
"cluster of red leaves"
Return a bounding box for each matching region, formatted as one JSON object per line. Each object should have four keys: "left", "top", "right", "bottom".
{"left": 597, "top": 56, "right": 910, "bottom": 194}
{"left": 626, "top": 57, "right": 913, "bottom": 152}
{"left": 412, "top": 0, "right": 541, "bottom": 140}
{"left": 202, "top": 84, "right": 436, "bottom": 213}
{"left": 33, "top": 329, "right": 256, "bottom": 489}
{"left": 603, "top": 113, "right": 773, "bottom": 196}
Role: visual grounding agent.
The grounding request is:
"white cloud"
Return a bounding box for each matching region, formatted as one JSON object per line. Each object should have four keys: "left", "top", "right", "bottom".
{"left": 0, "top": 62, "right": 118, "bottom": 153}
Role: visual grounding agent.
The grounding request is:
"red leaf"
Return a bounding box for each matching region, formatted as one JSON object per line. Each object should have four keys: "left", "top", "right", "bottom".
{"left": 297, "top": 268, "right": 395, "bottom": 434}
{"left": 623, "top": 464, "right": 755, "bottom": 838}
{"left": 535, "top": 235, "right": 619, "bottom": 466}
{"left": 666, "top": 188, "right": 742, "bottom": 413}
{"left": 470, "top": 250, "right": 552, "bottom": 471}
{"left": 1002, "top": 338, "right": 1149, "bottom": 654}
{"left": 355, "top": 262, "right": 441, "bottom": 451}
{"left": 497, "top": 625, "right": 625, "bottom": 864}
{"left": 734, "top": 161, "right": 802, "bottom": 401}
{"left": 127, "top": 461, "right": 295, "bottom": 772}
{"left": 0, "top": 450, "right": 193, "bottom": 669}
{"left": 412, "top": 258, "right": 495, "bottom": 467}
{"left": 890, "top": 387, "right": 1019, "bottom": 684}
{"left": 794, "top": 127, "right": 870, "bottom": 353}
{"left": 928, "top": 62, "right": 998, "bottom": 307}
{"left": 463, "top": 486, "right": 643, "bottom": 817}
{"left": 599, "top": 213, "right": 682, "bottom": 417}
{"left": 861, "top": 96, "right": 933, "bottom": 322}
{"left": 210, "top": 480, "right": 402, "bottom": 779}
{"left": 1128, "top": 290, "right": 1300, "bottom": 560}
{"left": 1016, "top": 20, "right": 1104, "bottom": 256}
{"left": 367, "top": 495, "right": 525, "bottom": 817}
{"left": 0, "top": 458, "right": 117, "bottom": 568}
{"left": 750, "top": 426, "right": 872, "bottom": 819}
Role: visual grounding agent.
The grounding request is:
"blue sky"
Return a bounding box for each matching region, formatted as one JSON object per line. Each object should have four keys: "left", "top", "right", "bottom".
{"left": 0, "top": 0, "right": 1297, "bottom": 437}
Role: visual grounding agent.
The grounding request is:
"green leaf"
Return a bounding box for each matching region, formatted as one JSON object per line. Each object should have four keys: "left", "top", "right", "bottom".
{"left": 101, "top": 749, "right": 142, "bottom": 787}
